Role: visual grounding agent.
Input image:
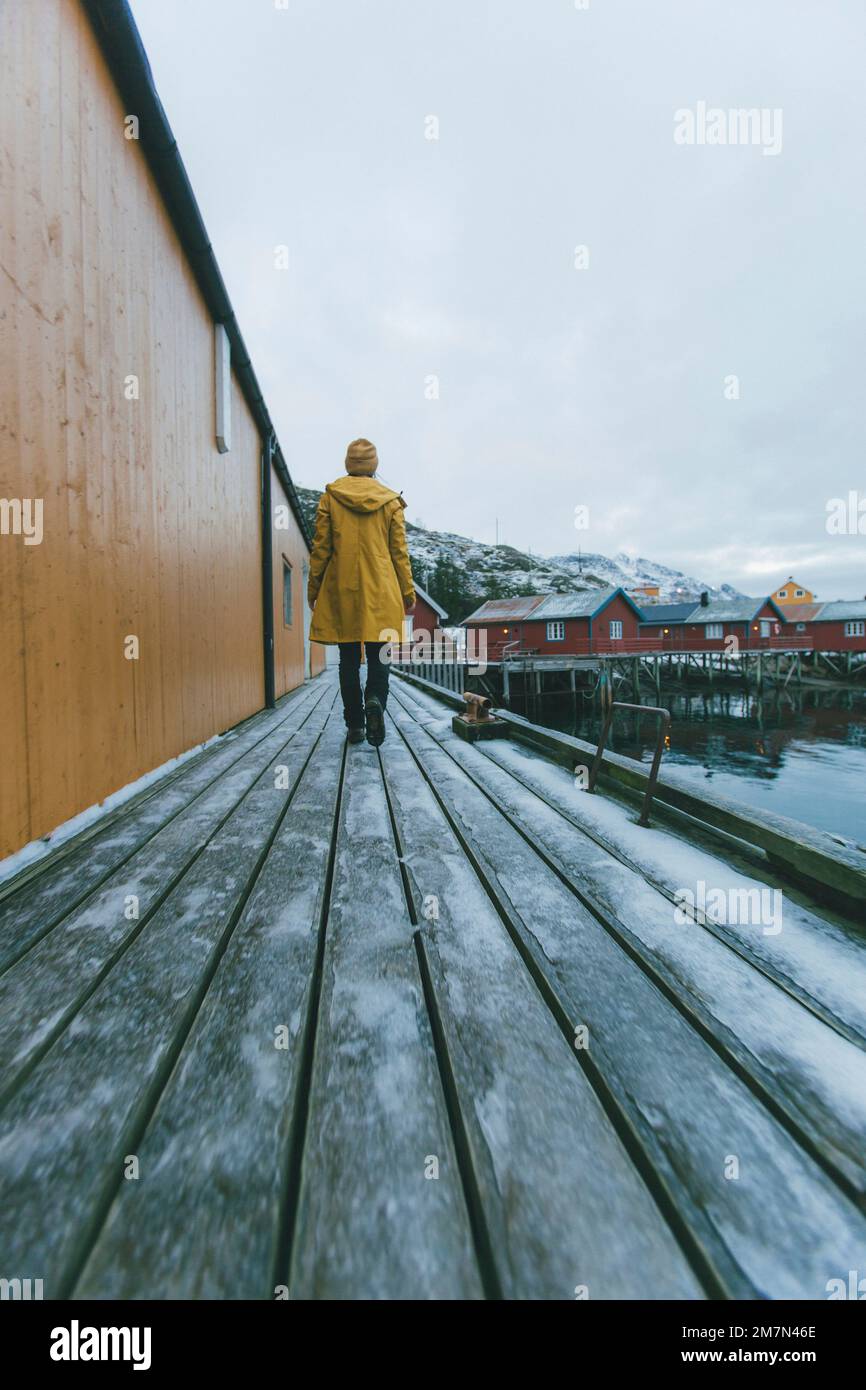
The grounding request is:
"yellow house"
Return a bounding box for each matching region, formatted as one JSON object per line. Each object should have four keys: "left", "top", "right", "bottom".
{"left": 772, "top": 576, "right": 814, "bottom": 606}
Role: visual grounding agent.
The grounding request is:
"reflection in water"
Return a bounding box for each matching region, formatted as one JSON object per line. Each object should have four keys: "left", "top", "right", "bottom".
{"left": 529, "top": 685, "right": 866, "bottom": 844}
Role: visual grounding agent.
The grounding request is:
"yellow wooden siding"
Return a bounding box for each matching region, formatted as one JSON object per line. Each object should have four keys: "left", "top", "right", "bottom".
{"left": 0, "top": 1, "right": 309, "bottom": 857}
{"left": 772, "top": 580, "right": 814, "bottom": 606}
{"left": 272, "top": 467, "right": 309, "bottom": 696}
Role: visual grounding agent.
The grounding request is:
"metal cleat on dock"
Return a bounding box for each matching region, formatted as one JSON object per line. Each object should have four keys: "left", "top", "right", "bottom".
{"left": 453, "top": 691, "right": 509, "bottom": 742}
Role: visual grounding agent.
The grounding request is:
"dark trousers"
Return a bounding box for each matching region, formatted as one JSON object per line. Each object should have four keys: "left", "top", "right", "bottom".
{"left": 338, "top": 642, "right": 389, "bottom": 728}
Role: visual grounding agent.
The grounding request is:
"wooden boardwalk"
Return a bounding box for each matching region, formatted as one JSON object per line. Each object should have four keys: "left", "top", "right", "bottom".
{"left": 1, "top": 669, "right": 865, "bottom": 1300}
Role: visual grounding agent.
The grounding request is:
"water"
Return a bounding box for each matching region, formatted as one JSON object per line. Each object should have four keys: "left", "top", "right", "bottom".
{"left": 522, "top": 685, "right": 866, "bottom": 845}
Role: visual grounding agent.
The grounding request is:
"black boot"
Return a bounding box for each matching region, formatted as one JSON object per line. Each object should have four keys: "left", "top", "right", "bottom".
{"left": 365, "top": 696, "right": 385, "bottom": 747}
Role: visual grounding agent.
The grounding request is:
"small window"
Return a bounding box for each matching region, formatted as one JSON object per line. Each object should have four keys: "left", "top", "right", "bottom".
{"left": 215, "top": 324, "right": 231, "bottom": 453}
{"left": 796, "top": 622, "right": 806, "bottom": 632}
{"left": 844, "top": 620, "right": 865, "bottom": 637}
{"left": 705, "top": 623, "right": 723, "bottom": 639}
{"left": 546, "top": 620, "right": 565, "bottom": 641}
{"left": 609, "top": 620, "right": 623, "bottom": 640}
{"left": 795, "top": 589, "right": 805, "bottom": 598}
{"left": 282, "top": 559, "right": 293, "bottom": 626}
{"left": 778, "top": 590, "right": 787, "bottom": 599}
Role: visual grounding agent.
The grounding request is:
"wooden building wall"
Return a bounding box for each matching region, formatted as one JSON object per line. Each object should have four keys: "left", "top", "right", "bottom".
{"left": 806, "top": 621, "right": 866, "bottom": 652}
{"left": 271, "top": 466, "right": 326, "bottom": 697}
{"left": 412, "top": 594, "right": 444, "bottom": 637}
{"left": 0, "top": 0, "right": 314, "bottom": 858}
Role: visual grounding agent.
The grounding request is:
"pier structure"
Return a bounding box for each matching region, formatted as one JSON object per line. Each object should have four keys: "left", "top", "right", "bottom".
{"left": 2, "top": 667, "right": 865, "bottom": 1300}
{"left": 398, "top": 646, "right": 866, "bottom": 713}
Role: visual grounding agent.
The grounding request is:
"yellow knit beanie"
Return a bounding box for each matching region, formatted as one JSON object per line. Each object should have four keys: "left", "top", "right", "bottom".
{"left": 345, "top": 438, "right": 379, "bottom": 475}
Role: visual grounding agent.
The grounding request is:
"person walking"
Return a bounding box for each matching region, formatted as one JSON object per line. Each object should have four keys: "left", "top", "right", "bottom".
{"left": 307, "top": 439, "right": 415, "bottom": 746}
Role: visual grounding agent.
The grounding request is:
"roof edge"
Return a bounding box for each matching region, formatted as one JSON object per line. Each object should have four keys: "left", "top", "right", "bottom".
{"left": 413, "top": 582, "right": 448, "bottom": 621}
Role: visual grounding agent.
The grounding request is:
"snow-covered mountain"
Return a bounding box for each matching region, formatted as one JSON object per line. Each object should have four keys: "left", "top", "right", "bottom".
{"left": 295, "top": 487, "right": 744, "bottom": 618}
{"left": 548, "top": 551, "right": 745, "bottom": 603}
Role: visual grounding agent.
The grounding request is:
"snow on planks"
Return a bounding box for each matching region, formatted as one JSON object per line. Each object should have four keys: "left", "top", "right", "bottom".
{"left": 0, "top": 686, "right": 337, "bottom": 1104}
{"left": 0, "top": 688, "right": 336, "bottom": 1296}
{"left": 0, "top": 679, "right": 327, "bottom": 971}
{"left": 378, "top": 727, "right": 702, "bottom": 1300}
{"left": 75, "top": 707, "right": 348, "bottom": 1298}
{"left": 387, "top": 679, "right": 866, "bottom": 1298}
{"left": 2, "top": 665, "right": 864, "bottom": 1299}
{"left": 389, "top": 681, "right": 866, "bottom": 1199}
{"left": 288, "top": 717, "right": 482, "bottom": 1299}
{"left": 472, "top": 733, "right": 866, "bottom": 1048}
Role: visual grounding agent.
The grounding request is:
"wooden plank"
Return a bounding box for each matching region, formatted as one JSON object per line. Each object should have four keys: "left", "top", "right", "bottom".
{"left": 497, "top": 707, "right": 866, "bottom": 905}
{"left": 0, "top": 689, "right": 336, "bottom": 1297}
{"left": 385, "top": 693, "right": 866, "bottom": 1297}
{"left": 289, "top": 735, "right": 482, "bottom": 1299}
{"left": 395, "top": 672, "right": 866, "bottom": 905}
{"left": 475, "top": 734, "right": 866, "bottom": 1047}
{"left": 391, "top": 683, "right": 866, "bottom": 1198}
{"left": 0, "top": 688, "right": 336, "bottom": 1102}
{"left": 0, "top": 679, "right": 324, "bottom": 967}
{"left": 75, "top": 706, "right": 347, "bottom": 1298}
{"left": 379, "top": 730, "right": 704, "bottom": 1299}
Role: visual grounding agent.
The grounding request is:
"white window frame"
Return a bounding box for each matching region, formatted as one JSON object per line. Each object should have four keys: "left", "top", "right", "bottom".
{"left": 705, "top": 623, "right": 723, "bottom": 639}
{"left": 760, "top": 619, "right": 772, "bottom": 638}
{"left": 777, "top": 590, "right": 787, "bottom": 599}
{"left": 546, "top": 620, "right": 565, "bottom": 642}
{"left": 609, "top": 620, "right": 623, "bottom": 641}
{"left": 844, "top": 620, "right": 865, "bottom": 637}
{"left": 215, "top": 323, "right": 231, "bottom": 453}
{"left": 795, "top": 589, "right": 805, "bottom": 598}
{"left": 796, "top": 622, "right": 806, "bottom": 632}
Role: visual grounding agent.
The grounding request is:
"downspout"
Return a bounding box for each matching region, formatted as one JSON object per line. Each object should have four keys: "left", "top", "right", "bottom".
{"left": 261, "top": 434, "right": 276, "bottom": 709}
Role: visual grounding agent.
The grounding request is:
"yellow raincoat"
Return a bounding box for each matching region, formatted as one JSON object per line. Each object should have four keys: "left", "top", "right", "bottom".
{"left": 307, "top": 476, "right": 416, "bottom": 644}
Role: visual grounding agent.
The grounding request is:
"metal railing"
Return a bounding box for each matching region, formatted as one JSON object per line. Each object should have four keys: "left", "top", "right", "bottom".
{"left": 471, "top": 634, "right": 841, "bottom": 658}
{"left": 587, "top": 701, "right": 671, "bottom": 828}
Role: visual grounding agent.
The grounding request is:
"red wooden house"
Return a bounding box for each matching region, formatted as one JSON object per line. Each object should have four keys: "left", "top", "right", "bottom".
{"left": 460, "top": 595, "right": 547, "bottom": 661}
{"left": 461, "top": 588, "right": 866, "bottom": 659}
{"left": 461, "top": 587, "right": 643, "bottom": 658}
{"left": 679, "top": 596, "right": 789, "bottom": 651}
{"left": 784, "top": 600, "right": 866, "bottom": 652}
{"left": 410, "top": 583, "right": 449, "bottom": 637}
{"left": 524, "top": 588, "right": 644, "bottom": 653}
{"left": 637, "top": 602, "right": 700, "bottom": 648}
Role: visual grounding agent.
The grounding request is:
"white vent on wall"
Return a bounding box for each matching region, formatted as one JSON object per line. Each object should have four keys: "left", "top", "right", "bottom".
{"left": 215, "top": 323, "right": 231, "bottom": 454}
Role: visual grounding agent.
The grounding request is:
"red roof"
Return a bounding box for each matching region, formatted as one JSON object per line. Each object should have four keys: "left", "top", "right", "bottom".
{"left": 781, "top": 603, "right": 824, "bottom": 624}
{"left": 462, "top": 595, "right": 547, "bottom": 623}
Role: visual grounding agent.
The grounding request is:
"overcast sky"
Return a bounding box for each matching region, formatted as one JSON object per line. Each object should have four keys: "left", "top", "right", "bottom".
{"left": 132, "top": 0, "right": 866, "bottom": 598}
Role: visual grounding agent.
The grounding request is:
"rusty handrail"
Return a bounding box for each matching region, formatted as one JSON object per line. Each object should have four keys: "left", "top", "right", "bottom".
{"left": 587, "top": 701, "right": 671, "bottom": 827}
